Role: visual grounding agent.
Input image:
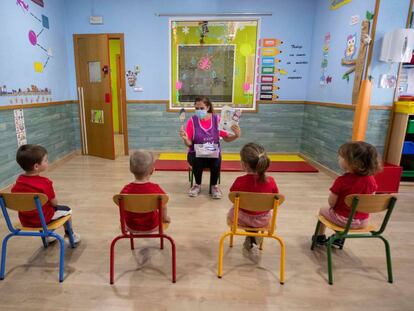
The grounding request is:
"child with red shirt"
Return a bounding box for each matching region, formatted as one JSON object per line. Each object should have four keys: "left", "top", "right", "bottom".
{"left": 227, "top": 143, "right": 279, "bottom": 251}
{"left": 11, "top": 144, "right": 80, "bottom": 243}
{"left": 314, "top": 141, "right": 381, "bottom": 247}
{"left": 120, "top": 150, "right": 170, "bottom": 232}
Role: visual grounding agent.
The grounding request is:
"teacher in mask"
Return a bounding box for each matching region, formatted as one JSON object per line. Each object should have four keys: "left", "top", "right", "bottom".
{"left": 179, "top": 96, "right": 241, "bottom": 199}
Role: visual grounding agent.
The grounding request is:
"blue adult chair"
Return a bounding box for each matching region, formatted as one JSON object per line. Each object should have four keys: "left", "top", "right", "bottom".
{"left": 0, "top": 193, "right": 77, "bottom": 282}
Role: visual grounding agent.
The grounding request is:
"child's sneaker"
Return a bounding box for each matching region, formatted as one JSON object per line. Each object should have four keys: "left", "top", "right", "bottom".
{"left": 243, "top": 236, "right": 253, "bottom": 250}
{"left": 313, "top": 234, "right": 327, "bottom": 246}
{"left": 331, "top": 237, "right": 345, "bottom": 249}
{"left": 252, "top": 236, "right": 263, "bottom": 247}
{"left": 210, "top": 185, "right": 222, "bottom": 199}
{"left": 46, "top": 236, "right": 57, "bottom": 244}
{"left": 188, "top": 184, "right": 201, "bottom": 197}
{"left": 65, "top": 232, "right": 81, "bottom": 244}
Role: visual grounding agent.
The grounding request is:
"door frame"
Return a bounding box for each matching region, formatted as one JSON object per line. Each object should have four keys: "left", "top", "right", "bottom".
{"left": 73, "top": 33, "right": 129, "bottom": 156}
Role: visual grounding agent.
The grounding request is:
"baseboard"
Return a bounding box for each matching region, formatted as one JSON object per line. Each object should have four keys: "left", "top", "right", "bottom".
{"left": 299, "top": 153, "right": 339, "bottom": 178}
{"left": 0, "top": 150, "right": 81, "bottom": 192}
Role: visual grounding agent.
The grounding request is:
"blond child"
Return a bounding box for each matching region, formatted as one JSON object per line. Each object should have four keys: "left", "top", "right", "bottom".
{"left": 227, "top": 143, "right": 279, "bottom": 251}
{"left": 120, "top": 150, "right": 170, "bottom": 232}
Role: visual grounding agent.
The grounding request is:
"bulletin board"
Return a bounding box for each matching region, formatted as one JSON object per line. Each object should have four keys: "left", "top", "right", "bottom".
{"left": 170, "top": 19, "right": 259, "bottom": 111}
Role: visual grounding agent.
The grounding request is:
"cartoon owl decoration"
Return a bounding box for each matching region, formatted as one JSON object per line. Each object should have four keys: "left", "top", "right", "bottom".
{"left": 344, "top": 34, "right": 357, "bottom": 60}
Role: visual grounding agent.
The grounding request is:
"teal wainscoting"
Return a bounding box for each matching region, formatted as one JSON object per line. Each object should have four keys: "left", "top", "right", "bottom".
{"left": 301, "top": 105, "right": 354, "bottom": 172}
{"left": 127, "top": 103, "right": 305, "bottom": 153}
{"left": 0, "top": 103, "right": 80, "bottom": 189}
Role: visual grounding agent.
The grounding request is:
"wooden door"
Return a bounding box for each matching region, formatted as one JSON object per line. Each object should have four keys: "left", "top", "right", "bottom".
{"left": 74, "top": 34, "right": 115, "bottom": 160}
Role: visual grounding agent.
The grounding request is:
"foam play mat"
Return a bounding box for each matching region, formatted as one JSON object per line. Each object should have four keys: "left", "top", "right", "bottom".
{"left": 155, "top": 153, "right": 318, "bottom": 173}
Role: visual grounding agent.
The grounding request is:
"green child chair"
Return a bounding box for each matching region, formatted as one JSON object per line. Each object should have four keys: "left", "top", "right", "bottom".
{"left": 311, "top": 194, "right": 397, "bottom": 285}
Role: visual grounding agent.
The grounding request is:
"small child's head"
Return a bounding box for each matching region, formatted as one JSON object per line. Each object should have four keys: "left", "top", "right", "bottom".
{"left": 16, "top": 144, "right": 48, "bottom": 173}
{"left": 129, "top": 150, "right": 155, "bottom": 180}
{"left": 338, "top": 141, "right": 381, "bottom": 176}
{"left": 240, "top": 142, "right": 270, "bottom": 182}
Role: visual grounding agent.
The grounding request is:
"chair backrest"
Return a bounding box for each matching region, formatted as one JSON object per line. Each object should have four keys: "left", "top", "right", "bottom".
{"left": 228, "top": 192, "right": 285, "bottom": 212}
{"left": 345, "top": 194, "right": 397, "bottom": 214}
{"left": 113, "top": 194, "right": 169, "bottom": 213}
{"left": 0, "top": 193, "right": 48, "bottom": 212}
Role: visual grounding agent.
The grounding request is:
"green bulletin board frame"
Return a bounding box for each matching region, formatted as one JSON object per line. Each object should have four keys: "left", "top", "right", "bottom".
{"left": 170, "top": 19, "right": 259, "bottom": 111}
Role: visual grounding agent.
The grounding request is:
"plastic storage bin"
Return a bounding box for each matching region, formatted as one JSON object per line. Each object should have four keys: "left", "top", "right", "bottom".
{"left": 402, "top": 141, "right": 414, "bottom": 155}
{"left": 408, "top": 120, "right": 414, "bottom": 134}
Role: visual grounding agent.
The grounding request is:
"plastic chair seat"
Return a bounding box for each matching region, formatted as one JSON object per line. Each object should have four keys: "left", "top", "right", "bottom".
{"left": 14, "top": 215, "right": 72, "bottom": 231}
{"left": 317, "top": 215, "right": 377, "bottom": 233}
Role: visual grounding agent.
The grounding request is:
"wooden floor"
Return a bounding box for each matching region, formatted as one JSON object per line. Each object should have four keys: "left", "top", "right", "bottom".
{"left": 0, "top": 155, "right": 413, "bottom": 310}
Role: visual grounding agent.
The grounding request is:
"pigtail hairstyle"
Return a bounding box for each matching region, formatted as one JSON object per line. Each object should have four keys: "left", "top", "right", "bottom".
{"left": 240, "top": 142, "right": 270, "bottom": 182}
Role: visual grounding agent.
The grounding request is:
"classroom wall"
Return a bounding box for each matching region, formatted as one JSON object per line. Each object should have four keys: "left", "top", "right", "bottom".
{"left": 128, "top": 103, "right": 304, "bottom": 153}
{"left": 63, "top": 0, "right": 317, "bottom": 102}
{"left": 0, "top": 103, "right": 80, "bottom": 189}
{"left": 0, "top": 0, "right": 72, "bottom": 105}
{"left": 0, "top": 0, "right": 80, "bottom": 189}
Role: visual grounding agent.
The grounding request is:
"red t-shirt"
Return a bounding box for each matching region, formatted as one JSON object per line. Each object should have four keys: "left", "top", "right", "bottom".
{"left": 11, "top": 175, "right": 56, "bottom": 227}
{"left": 230, "top": 174, "right": 279, "bottom": 215}
{"left": 330, "top": 173, "right": 378, "bottom": 220}
{"left": 120, "top": 182, "right": 166, "bottom": 231}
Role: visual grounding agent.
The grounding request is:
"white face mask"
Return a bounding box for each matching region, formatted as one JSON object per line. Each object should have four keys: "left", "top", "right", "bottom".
{"left": 195, "top": 109, "right": 207, "bottom": 119}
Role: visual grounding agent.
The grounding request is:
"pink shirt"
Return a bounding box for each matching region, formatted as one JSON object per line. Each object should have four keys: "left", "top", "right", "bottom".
{"left": 185, "top": 115, "right": 228, "bottom": 142}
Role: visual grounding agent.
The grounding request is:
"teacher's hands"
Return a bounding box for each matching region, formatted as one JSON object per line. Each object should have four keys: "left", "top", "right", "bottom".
{"left": 231, "top": 124, "right": 241, "bottom": 138}
{"left": 179, "top": 128, "right": 188, "bottom": 140}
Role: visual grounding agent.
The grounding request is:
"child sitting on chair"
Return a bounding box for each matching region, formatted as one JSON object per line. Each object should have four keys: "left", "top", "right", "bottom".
{"left": 227, "top": 143, "right": 279, "bottom": 251}
{"left": 314, "top": 141, "right": 381, "bottom": 247}
{"left": 120, "top": 150, "right": 170, "bottom": 232}
{"left": 11, "top": 144, "right": 81, "bottom": 243}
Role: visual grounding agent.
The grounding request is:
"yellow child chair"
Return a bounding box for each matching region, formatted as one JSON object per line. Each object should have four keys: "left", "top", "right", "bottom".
{"left": 110, "top": 194, "right": 176, "bottom": 284}
{"left": 0, "top": 193, "right": 77, "bottom": 283}
{"left": 311, "top": 194, "right": 397, "bottom": 285}
{"left": 217, "top": 192, "right": 286, "bottom": 284}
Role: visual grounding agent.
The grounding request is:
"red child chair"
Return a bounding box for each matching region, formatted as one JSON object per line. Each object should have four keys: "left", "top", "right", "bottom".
{"left": 110, "top": 194, "right": 176, "bottom": 284}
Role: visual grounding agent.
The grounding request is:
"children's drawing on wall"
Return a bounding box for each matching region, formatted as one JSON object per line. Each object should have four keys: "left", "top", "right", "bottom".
{"left": 1, "top": 84, "right": 52, "bottom": 104}
{"left": 17, "top": 0, "right": 52, "bottom": 72}
{"left": 320, "top": 32, "right": 332, "bottom": 86}
{"left": 341, "top": 11, "right": 374, "bottom": 104}
{"left": 330, "top": 0, "right": 352, "bottom": 10}
{"left": 91, "top": 109, "right": 104, "bottom": 124}
{"left": 379, "top": 74, "right": 397, "bottom": 89}
{"left": 14, "top": 109, "right": 27, "bottom": 147}
{"left": 126, "top": 66, "right": 140, "bottom": 87}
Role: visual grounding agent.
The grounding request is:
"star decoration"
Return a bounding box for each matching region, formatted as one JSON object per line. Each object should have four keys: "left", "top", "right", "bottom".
{"left": 182, "top": 26, "right": 190, "bottom": 35}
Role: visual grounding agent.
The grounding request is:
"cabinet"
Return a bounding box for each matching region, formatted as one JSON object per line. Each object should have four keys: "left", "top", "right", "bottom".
{"left": 386, "top": 101, "right": 414, "bottom": 180}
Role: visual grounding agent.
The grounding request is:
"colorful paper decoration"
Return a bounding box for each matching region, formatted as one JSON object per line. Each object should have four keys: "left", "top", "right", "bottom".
{"left": 320, "top": 32, "right": 331, "bottom": 86}
{"left": 176, "top": 81, "right": 183, "bottom": 90}
{"left": 257, "top": 38, "right": 283, "bottom": 101}
{"left": 14, "top": 109, "right": 27, "bottom": 147}
{"left": 330, "top": 0, "right": 352, "bottom": 10}
{"left": 262, "top": 47, "right": 281, "bottom": 57}
{"left": 34, "top": 62, "right": 43, "bottom": 72}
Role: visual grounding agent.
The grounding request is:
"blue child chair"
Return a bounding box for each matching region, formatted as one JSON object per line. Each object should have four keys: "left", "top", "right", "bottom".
{"left": 0, "top": 193, "right": 77, "bottom": 282}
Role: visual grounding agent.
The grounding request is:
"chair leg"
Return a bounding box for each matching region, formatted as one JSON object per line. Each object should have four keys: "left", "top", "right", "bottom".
{"left": 379, "top": 236, "right": 393, "bottom": 283}
{"left": 229, "top": 234, "right": 234, "bottom": 248}
{"left": 130, "top": 236, "right": 135, "bottom": 250}
{"left": 218, "top": 233, "right": 231, "bottom": 278}
{"left": 64, "top": 221, "right": 76, "bottom": 248}
{"left": 163, "top": 235, "right": 176, "bottom": 283}
{"left": 110, "top": 235, "right": 124, "bottom": 285}
{"left": 0, "top": 233, "right": 14, "bottom": 280}
{"left": 53, "top": 234, "right": 65, "bottom": 283}
{"left": 272, "top": 235, "right": 286, "bottom": 285}
{"left": 41, "top": 234, "right": 48, "bottom": 248}
{"left": 310, "top": 220, "right": 322, "bottom": 250}
{"left": 259, "top": 232, "right": 264, "bottom": 250}
{"left": 327, "top": 237, "right": 335, "bottom": 285}
{"left": 160, "top": 236, "right": 164, "bottom": 250}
